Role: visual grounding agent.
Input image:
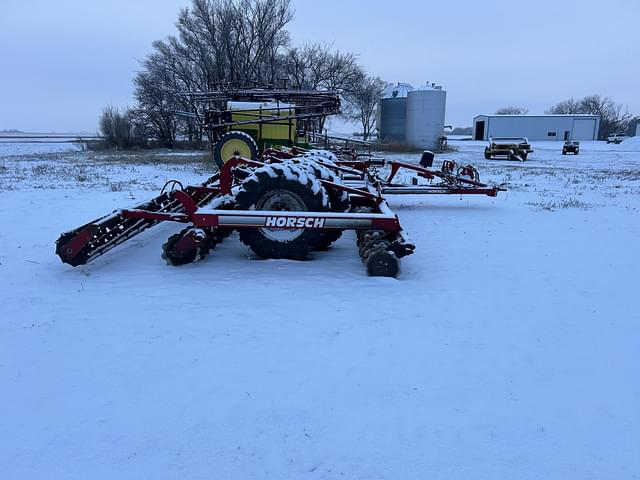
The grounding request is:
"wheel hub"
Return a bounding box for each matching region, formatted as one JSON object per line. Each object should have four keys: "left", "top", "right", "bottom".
{"left": 256, "top": 189, "right": 307, "bottom": 242}
{"left": 220, "top": 138, "right": 252, "bottom": 163}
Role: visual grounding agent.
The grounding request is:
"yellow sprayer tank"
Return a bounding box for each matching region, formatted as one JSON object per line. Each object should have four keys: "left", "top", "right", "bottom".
{"left": 228, "top": 101, "right": 297, "bottom": 145}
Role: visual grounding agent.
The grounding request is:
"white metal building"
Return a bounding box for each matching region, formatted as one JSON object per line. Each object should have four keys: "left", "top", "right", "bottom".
{"left": 473, "top": 114, "right": 601, "bottom": 141}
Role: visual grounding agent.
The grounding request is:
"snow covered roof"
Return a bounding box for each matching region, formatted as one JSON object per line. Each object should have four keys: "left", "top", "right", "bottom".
{"left": 381, "top": 83, "right": 414, "bottom": 99}
{"left": 415, "top": 83, "right": 444, "bottom": 91}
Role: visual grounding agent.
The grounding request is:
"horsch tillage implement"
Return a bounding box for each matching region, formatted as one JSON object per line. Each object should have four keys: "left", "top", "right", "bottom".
{"left": 55, "top": 148, "right": 505, "bottom": 277}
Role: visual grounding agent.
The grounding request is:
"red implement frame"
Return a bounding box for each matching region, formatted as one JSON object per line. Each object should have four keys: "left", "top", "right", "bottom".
{"left": 120, "top": 154, "right": 502, "bottom": 234}
{"left": 56, "top": 152, "right": 504, "bottom": 269}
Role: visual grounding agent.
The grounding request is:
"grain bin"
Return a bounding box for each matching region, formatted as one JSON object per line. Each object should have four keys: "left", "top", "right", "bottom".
{"left": 378, "top": 83, "right": 414, "bottom": 142}
{"left": 405, "top": 85, "right": 446, "bottom": 150}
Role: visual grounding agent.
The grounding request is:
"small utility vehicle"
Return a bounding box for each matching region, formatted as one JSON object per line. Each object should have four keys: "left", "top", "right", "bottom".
{"left": 562, "top": 141, "right": 580, "bottom": 155}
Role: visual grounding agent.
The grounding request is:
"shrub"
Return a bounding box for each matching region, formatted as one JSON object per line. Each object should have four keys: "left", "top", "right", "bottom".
{"left": 99, "top": 106, "right": 145, "bottom": 150}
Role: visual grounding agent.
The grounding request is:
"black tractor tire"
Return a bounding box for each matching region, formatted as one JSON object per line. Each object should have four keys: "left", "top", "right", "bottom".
{"left": 284, "top": 158, "right": 350, "bottom": 250}
{"left": 484, "top": 149, "right": 492, "bottom": 160}
{"left": 303, "top": 149, "right": 339, "bottom": 165}
{"left": 234, "top": 164, "right": 330, "bottom": 260}
{"left": 284, "top": 159, "right": 345, "bottom": 200}
{"left": 213, "top": 131, "right": 259, "bottom": 168}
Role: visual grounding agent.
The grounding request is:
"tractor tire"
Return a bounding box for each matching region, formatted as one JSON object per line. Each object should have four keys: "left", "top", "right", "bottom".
{"left": 284, "top": 158, "right": 349, "bottom": 250}
{"left": 284, "top": 158, "right": 346, "bottom": 206}
{"left": 305, "top": 149, "right": 339, "bottom": 164}
{"left": 234, "top": 163, "right": 330, "bottom": 260}
{"left": 213, "top": 131, "right": 259, "bottom": 168}
{"left": 521, "top": 153, "right": 528, "bottom": 161}
{"left": 484, "top": 149, "right": 492, "bottom": 160}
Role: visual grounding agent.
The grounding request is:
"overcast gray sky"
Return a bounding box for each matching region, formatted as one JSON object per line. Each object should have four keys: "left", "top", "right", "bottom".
{"left": 1, "top": 0, "right": 638, "bottom": 132}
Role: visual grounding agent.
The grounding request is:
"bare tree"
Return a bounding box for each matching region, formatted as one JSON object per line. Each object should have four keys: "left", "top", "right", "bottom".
{"left": 174, "top": 0, "right": 292, "bottom": 86}
{"left": 579, "top": 95, "right": 632, "bottom": 138}
{"left": 130, "top": 0, "right": 295, "bottom": 146}
{"left": 283, "top": 43, "right": 361, "bottom": 91}
{"left": 310, "top": 45, "right": 360, "bottom": 92}
{"left": 133, "top": 53, "right": 181, "bottom": 147}
{"left": 283, "top": 45, "right": 314, "bottom": 89}
{"left": 545, "top": 98, "right": 581, "bottom": 114}
{"left": 121, "top": 0, "right": 374, "bottom": 146}
{"left": 343, "top": 73, "right": 385, "bottom": 141}
{"left": 282, "top": 42, "right": 361, "bottom": 132}
{"left": 546, "top": 95, "right": 633, "bottom": 138}
{"left": 495, "top": 106, "right": 529, "bottom": 115}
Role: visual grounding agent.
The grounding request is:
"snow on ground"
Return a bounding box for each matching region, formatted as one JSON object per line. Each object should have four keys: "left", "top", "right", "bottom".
{"left": 1, "top": 141, "right": 639, "bottom": 479}
{"left": 0, "top": 141, "right": 84, "bottom": 156}
{"left": 608, "top": 135, "right": 640, "bottom": 151}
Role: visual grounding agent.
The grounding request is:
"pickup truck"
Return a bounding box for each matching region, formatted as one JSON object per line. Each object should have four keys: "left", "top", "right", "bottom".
{"left": 607, "top": 133, "right": 626, "bottom": 144}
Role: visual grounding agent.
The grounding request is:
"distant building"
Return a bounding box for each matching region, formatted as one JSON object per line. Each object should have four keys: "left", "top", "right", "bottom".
{"left": 627, "top": 118, "right": 640, "bottom": 137}
{"left": 473, "top": 114, "right": 601, "bottom": 141}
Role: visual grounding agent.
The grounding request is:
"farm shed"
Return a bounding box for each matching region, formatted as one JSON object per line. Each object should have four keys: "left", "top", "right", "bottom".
{"left": 473, "top": 114, "right": 600, "bottom": 141}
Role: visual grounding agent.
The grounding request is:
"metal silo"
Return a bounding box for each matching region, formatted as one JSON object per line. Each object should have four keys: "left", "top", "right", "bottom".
{"left": 378, "top": 83, "right": 414, "bottom": 142}
{"left": 405, "top": 85, "right": 447, "bottom": 150}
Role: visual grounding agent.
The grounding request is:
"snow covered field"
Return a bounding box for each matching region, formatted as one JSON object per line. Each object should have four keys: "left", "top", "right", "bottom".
{"left": 0, "top": 141, "right": 84, "bottom": 157}
{"left": 1, "top": 141, "right": 639, "bottom": 479}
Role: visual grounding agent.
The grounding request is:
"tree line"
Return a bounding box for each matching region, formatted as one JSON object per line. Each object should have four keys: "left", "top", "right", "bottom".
{"left": 546, "top": 95, "right": 633, "bottom": 139}
{"left": 100, "top": 0, "right": 385, "bottom": 149}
